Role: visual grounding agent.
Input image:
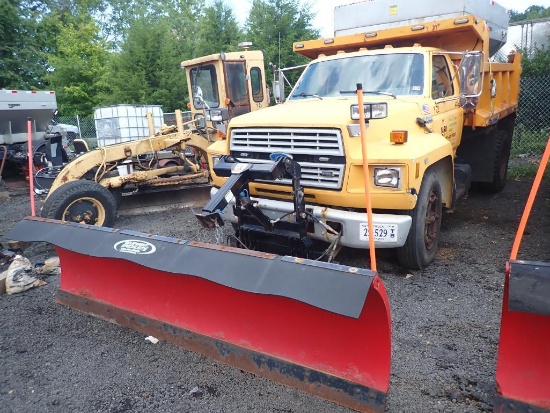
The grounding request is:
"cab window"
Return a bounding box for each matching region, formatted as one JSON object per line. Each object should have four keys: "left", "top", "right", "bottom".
{"left": 224, "top": 62, "right": 248, "bottom": 106}
{"left": 190, "top": 65, "right": 219, "bottom": 108}
{"left": 250, "top": 67, "right": 264, "bottom": 103}
{"left": 432, "top": 56, "right": 454, "bottom": 100}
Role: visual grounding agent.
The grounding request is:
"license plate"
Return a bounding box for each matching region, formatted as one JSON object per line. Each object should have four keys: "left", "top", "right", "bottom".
{"left": 359, "top": 223, "right": 398, "bottom": 242}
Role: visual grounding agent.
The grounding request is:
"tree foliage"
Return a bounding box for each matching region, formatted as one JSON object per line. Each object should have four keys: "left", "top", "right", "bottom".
{"left": 46, "top": 15, "right": 110, "bottom": 115}
{"left": 0, "top": 0, "right": 57, "bottom": 89}
{"left": 245, "top": 0, "right": 319, "bottom": 87}
{"left": 105, "top": 15, "right": 189, "bottom": 111}
{"left": 1, "top": 0, "right": 321, "bottom": 112}
{"left": 195, "top": 0, "right": 243, "bottom": 55}
{"left": 510, "top": 6, "right": 550, "bottom": 23}
{"left": 0, "top": 0, "right": 23, "bottom": 87}
{"left": 520, "top": 43, "right": 550, "bottom": 77}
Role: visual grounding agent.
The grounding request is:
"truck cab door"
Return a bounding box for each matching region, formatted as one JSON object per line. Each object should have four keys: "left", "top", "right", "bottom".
{"left": 223, "top": 61, "right": 251, "bottom": 119}
{"left": 430, "top": 55, "right": 463, "bottom": 153}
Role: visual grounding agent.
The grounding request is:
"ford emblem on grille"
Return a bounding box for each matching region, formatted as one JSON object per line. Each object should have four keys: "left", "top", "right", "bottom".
{"left": 319, "top": 157, "right": 330, "bottom": 162}
{"left": 240, "top": 153, "right": 249, "bottom": 157}
{"left": 321, "top": 171, "right": 335, "bottom": 177}
{"left": 114, "top": 240, "right": 157, "bottom": 255}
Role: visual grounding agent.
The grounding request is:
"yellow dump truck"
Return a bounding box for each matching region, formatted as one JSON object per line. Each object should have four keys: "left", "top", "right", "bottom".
{"left": 205, "top": 0, "right": 521, "bottom": 269}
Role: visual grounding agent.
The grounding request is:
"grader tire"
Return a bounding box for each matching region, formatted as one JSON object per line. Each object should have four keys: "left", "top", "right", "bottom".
{"left": 41, "top": 180, "right": 117, "bottom": 227}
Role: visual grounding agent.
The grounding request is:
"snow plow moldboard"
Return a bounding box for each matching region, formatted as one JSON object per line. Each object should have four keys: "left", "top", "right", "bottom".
{"left": 494, "top": 260, "right": 550, "bottom": 413}
{"left": 7, "top": 216, "right": 392, "bottom": 413}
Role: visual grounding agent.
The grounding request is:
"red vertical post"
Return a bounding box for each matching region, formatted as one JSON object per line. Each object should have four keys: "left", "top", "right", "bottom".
{"left": 27, "top": 118, "right": 36, "bottom": 216}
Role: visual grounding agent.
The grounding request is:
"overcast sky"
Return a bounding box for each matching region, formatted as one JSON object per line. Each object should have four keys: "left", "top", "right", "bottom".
{"left": 223, "top": 0, "right": 550, "bottom": 37}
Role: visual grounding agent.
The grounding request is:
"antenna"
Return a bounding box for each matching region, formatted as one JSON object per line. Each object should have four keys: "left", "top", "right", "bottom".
{"left": 278, "top": 32, "right": 281, "bottom": 69}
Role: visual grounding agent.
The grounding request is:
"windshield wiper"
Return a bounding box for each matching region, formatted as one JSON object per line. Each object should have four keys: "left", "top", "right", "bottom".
{"left": 293, "top": 92, "right": 323, "bottom": 100}
{"left": 339, "top": 90, "right": 397, "bottom": 99}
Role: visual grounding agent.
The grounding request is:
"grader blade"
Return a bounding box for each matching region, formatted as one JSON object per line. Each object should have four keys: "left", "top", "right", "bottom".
{"left": 7, "top": 217, "right": 391, "bottom": 413}
{"left": 494, "top": 260, "right": 550, "bottom": 413}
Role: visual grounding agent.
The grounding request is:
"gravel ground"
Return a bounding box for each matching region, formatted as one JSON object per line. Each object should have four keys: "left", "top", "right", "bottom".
{"left": 1, "top": 176, "right": 548, "bottom": 413}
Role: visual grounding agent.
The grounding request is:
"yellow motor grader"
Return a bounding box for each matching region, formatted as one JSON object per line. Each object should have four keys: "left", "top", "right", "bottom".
{"left": 38, "top": 49, "right": 269, "bottom": 226}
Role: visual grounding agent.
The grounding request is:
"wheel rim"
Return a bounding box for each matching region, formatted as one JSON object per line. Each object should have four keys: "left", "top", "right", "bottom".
{"left": 424, "top": 190, "right": 441, "bottom": 250}
{"left": 62, "top": 197, "right": 106, "bottom": 225}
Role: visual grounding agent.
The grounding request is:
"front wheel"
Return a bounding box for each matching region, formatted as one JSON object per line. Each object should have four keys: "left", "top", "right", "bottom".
{"left": 397, "top": 169, "right": 443, "bottom": 269}
{"left": 41, "top": 180, "right": 118, "bottom": 227}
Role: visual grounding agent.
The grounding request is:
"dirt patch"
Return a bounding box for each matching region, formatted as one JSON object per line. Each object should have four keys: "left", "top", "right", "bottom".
{"left": 0, "top": 176, "right": 548, "bottom": 413}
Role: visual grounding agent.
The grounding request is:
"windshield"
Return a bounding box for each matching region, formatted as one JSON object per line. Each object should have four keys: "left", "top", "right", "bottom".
{"left": 190, "top": 65, "right": 219, "bottom": 109}
{"left": 289, "top": 53, "right": 425, "bottom": 99}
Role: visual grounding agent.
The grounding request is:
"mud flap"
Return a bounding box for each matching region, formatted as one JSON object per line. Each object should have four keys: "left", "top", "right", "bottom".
{"left": 494, "top": 260, "right": 550, "bottom": 413}
{"left": 7, "top": 217, "right": 391, "bottom": 413}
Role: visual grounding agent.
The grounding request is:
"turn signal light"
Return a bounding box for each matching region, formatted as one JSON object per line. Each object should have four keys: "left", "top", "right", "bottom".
{"left": 390, "top": 130, "right": 408, "bottom": 144}
{"left": 187, "top": 102, "right": 191, "bottom": 109}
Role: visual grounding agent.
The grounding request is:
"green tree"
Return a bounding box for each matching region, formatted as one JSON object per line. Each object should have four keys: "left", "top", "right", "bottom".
{"left": 46, "top": 15, "right": 111, "bottom": 115}
{"left": 245, "top": 0, "right": 319, "bottom": 87}
{"left": 98, "top": 0, "right": 204, "bottom": 47}
{"left": 510, "top": 5, "right": 550, "bottom": 22}
{"left": 105, "top": 15, "right": 188, "bottom": 111}
{"left": 195, "top": 0, "right": 242, "bottom": 55}
{"left": 0, "top": 0, "right": 23, "bottom": 87}
{"left": 521, "top": 43, "right": 550, "bottom": 77}
{"left": 0, "top": 0, "right": 59, "bottom": 89}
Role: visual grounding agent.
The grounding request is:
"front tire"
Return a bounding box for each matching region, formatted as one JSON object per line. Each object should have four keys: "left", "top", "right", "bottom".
{"left": 397, "top": 169, "right": 443, "bottom": 269}
{"left": 41, "top": 180, "right": 117, "bottom": 227}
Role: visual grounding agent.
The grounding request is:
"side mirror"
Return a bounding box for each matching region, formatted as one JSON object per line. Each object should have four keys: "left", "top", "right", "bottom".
{"left": 459, "top": 52, "right": 484, "bottom": 109}
{"left": 272, "top": 69, "right": 285, "bottom": 104}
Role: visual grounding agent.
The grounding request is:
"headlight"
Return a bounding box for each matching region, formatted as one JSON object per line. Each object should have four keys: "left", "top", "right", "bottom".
{"left": 350, "top": 103, "right": 388, "bottom": 120}
{"left": 373, "top": 167, "right": 401, "bottom": 189}
{"left": 205, "top": 108, "right": 228, "bottom": 122}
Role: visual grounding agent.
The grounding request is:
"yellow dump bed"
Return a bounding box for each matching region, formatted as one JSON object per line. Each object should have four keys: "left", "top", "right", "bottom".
{"left": 293, "top": 14, "right": 521, "bottom": 129}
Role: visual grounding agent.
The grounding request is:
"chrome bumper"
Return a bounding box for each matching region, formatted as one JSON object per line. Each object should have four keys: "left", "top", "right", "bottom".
{"left": 210, "top": 187, "right": 412, "bottom": 249}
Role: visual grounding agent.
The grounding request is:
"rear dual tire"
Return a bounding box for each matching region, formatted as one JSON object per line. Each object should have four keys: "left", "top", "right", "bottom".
{"left": 489, "top": 129, "right": 511, "bottom": 193}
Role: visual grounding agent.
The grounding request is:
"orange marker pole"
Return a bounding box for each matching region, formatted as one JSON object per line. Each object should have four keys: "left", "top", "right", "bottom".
{"left": 357, "top": 84, "right": 377, "bottom": 272}
{"left": 27, "top": 118, "right": 36, "bottom": 216}
{"left": 510, "top": 136, "right": 550, "bottom": 260}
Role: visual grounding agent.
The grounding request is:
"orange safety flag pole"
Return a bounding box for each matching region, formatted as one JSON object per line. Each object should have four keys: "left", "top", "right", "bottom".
{"left": 510, "top": 136, "right": 550, "bottom": 260}
{"left": 357, "top": 84, "right": 377, "bottom": 272}
{"left": 27, "top": 117, "right": 36, "bottom": 216}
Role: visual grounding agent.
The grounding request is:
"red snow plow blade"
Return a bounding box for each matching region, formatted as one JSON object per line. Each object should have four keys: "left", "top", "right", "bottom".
{"left": 494, "top": 136, "right": 550, "bottom": 413}
{"left": 7, "top": 217, "right": 391, "bottom": 413}
{"left": 494, "top": 260, "right": 550, "bottom": 413}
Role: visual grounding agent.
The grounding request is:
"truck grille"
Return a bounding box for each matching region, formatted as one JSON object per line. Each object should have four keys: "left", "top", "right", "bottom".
{"left": 230, "top": 128, "right": 345, "bottom": 190}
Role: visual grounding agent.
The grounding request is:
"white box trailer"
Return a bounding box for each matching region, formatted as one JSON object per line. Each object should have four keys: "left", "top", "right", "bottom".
{"left": 0, "top": 90, "right": 58, "bottom": 145}
{"left": 94, "top": 105, "right": 164, "bottom": 147}
{"left": 334, "top": 0, "right": 509, "bottom": 57}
